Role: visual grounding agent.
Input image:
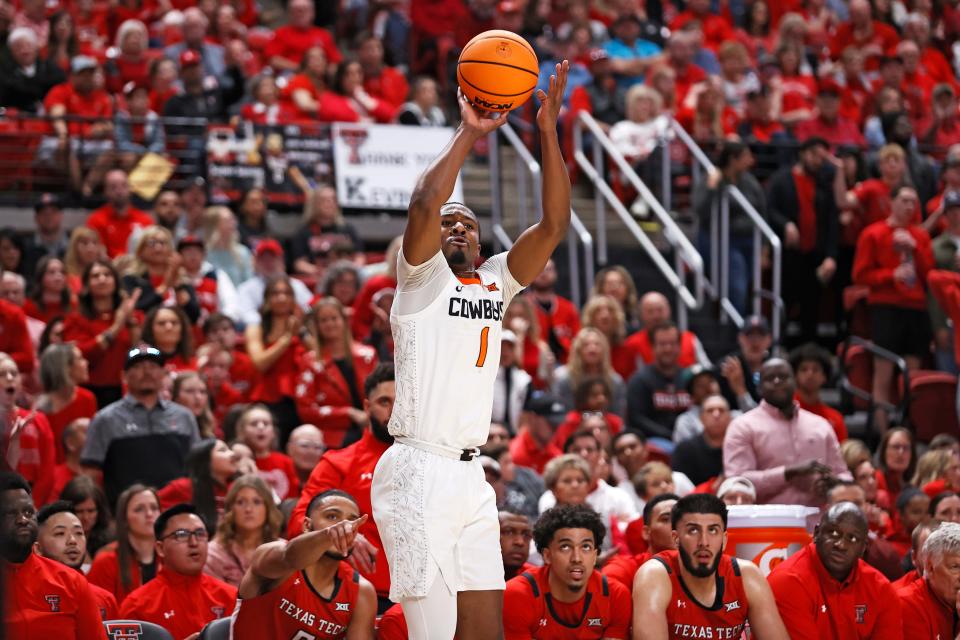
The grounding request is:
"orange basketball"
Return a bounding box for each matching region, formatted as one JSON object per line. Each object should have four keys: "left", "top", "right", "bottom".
{"left": 457, "top": 30, "right": 539, "bottom": 113}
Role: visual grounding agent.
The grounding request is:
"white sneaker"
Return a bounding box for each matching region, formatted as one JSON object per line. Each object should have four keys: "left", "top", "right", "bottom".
{"left": 630, "top": 197, "right": 650, "bottom": 218}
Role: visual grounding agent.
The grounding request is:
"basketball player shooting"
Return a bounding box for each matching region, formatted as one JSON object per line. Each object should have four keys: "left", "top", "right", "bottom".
{"left": 370, "top": 60, "right": 571, "bottom": 640}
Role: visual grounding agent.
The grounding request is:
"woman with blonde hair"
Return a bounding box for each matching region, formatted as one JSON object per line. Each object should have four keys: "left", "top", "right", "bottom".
{"left": 172, "top": 371, "right": 216, "bottom": 438}
{"left": 609, "top": 85, "right": 668, "bottom": 164}
{"left": 204, "top": 474, "right": 284, "bottom": 587}
{"left": 592, "top": 266, "right": 641, "bottom": 332}
{"left": 841, "top": 438, "right": 872, "bottom": 472}
{"left": 581, "top": 294, "right": 635, "bottom": 380}
{"left": 294, "top": 297, "right": 378, "bottom": 447}
{"left": 64, "top": 227, "right": 104, "bottom": 293}
{"left": 204, "top": 206, "right": 254, "bottom": 287}
{"left": 122, "top": 225, "right": 200, "bottom": 322}
{"left": 914, "top": 449, "right": 960, "bottom": 497}
{"left": 552, "top": 327, "right": 626, "bottom": 417}
{"left": 503, "top": 295, "right": 555, "bottom": 389}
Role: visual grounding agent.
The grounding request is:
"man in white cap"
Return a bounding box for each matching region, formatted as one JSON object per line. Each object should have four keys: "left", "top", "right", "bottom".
{"left": 717, "top": 476, "right": 757, "bottom": 505}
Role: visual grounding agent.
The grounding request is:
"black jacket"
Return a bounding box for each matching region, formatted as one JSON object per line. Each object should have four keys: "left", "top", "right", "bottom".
{"left": 766, "top": 163, "right": 839, "bottom": 259}
{"left": 0, "top": 58, "right": 65, "bottom": 113}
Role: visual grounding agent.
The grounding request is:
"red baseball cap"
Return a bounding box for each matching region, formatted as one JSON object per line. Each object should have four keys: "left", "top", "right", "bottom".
{"left": 254, "top": 238, "right": 284, "bottom": 257}
{"left": 180, "top": 49, "right": 202, "bottom": 68}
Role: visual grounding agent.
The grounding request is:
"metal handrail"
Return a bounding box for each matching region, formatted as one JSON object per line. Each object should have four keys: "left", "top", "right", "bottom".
{"left": 488, "top": 122, "right": 595, "bottom": 308}
{"left": 839, "top": 335, "right": 911, "bottom": 432}
{"left": 572, "top": 111, "right": 704, "bottom": 330}
{"left": 668, "top": 119, "right": 784, "bottom": 342}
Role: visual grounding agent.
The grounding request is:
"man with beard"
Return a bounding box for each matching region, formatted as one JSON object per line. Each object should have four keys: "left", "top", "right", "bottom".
{"left": 0, "top": 472, "right": 104, "bottom": 639}
{"left": 632, "top": 494, "right": 788, "bottom": 639}
{"left": 288, "top": 364, "right": 395, "bottom": 612}
{"left": 370, "top": 62, "right": 571, "bottom": 640}
{"left": 35, "top": 501, "right": 117, "bottom": 620}
{"left": 233, "top": 489, "right": 376, "bottom": 639}
{"left": 767, "top": 502, "right": 902, "bottom": 638}
{"left": 503, "top": 504, "right": 632, "bottom": 638}
{"left": 118, "top": 504, "right": 235, "bottom": 639}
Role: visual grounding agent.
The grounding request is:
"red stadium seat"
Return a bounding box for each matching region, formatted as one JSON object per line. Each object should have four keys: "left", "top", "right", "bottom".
{"left": 843, "top": 285, "right": 871, "bottom": 340}
{"left": 906, "top": 370, "right": 959, "bottom": 444}
{"left": 839, "top": 342, "right": 902, "bottom": 412}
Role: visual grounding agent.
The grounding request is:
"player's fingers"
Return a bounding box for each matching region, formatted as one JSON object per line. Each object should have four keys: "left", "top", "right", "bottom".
{"left": 535, "top": 89, "right": 547, "bottom": 102}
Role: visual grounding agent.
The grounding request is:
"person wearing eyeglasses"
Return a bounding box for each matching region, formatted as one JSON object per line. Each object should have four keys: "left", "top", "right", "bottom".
{"left": 81, "top": 346, "right": 201, "bottom": 507}
{"left": 119, "top": 503, "right": 236, "bottom": 640}
{"left": 767, "top": 502, "right": 903, "bottom": 639}
{"left": 286, "top": 424, "right": 325, "bottom": 488}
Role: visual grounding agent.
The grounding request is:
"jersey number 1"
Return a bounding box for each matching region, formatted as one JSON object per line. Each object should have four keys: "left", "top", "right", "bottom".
{"left": 475, "top": 327, "right": 490, "bottom": 367}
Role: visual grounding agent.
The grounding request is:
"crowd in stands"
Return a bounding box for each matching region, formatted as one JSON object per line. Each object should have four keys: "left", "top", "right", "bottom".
{"left": 4, "top": 0, "right": 960, "bottom": 637}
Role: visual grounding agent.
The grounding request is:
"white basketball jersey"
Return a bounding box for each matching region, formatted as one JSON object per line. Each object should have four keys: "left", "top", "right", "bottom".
{"left": 389, "top": 249, "right": 523, "bottom": 449}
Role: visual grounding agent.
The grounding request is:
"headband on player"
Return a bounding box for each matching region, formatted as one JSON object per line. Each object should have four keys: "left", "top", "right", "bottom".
{"left": 439, "top": 201, "right": 479, "bottom": 223}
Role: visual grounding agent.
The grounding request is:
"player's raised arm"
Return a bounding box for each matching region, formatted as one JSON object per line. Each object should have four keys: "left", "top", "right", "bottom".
{"left": 631, "top": 559, "right": 672, "bottom": 640}
{"left": 238, "top": 515, "right": 367, "bottom": 598}
{"left": 507, "top": 60, "right": 572, "bottom": 286}
{"left": 740, "top": 561, "right": 790, "bottom": 640}
{"left": 404, "top": 91, "right": 507, "bottom": 266}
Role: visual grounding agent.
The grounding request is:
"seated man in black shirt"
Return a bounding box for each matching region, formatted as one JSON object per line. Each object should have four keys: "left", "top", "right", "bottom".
{"left": 671, "top": 394, "right": 731, "bottom": 485}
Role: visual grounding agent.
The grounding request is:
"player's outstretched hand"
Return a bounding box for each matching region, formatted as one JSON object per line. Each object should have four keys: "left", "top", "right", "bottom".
{"left": 458, "top": 88, "right": 507, "bottom": 139}
{"left": 319, "top": 514, "right": 369, "bottom": 557}
{"left": 535, "top": 59, "right": 569, "bottom": 132}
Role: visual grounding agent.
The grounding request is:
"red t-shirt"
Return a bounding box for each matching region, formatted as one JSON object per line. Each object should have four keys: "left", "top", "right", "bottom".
{"left": 155, "top": 476, "right": 228, "bottom": 514}
{"left": 602, "top": 551, "right": 651, "bottom": 592}
{"left": 795, "top": 115, "right": 866, "bottom": 148}
{"left": 830, "top": 22, "right": 901, "bottom": 67}
{"left": 363, "top": 67, "right": 409, "bottom": 109}
{"left": 51, "top": 463, "right": 77, "bottom": 499}
{"left": 248, "top": 336, "right": 304, "bottom": 404}
{"left": 532, "top": 294, "right": 581, "bottom": 364}
{"left": 255, "top": 451, "right": 300, "bottom": 501}
{"left": 86, "top": 543, "right": 148, "bottom": 605}
{"left": 796, "top": 396, "right": 847, "bottom": 443}
{"left": 0, "top": 298, "right": 35, "bottom": 375}
{"left": 229, "top": 349, "right": 257, "bottom": 398}
{"left": 852, "top": 220, "right": 934, "bottom": 310}
{"left": 42, "top": 82, "right": 113, "bottom": 136}
{"left": 233, "top": 563, "right": 360, "bottom": 640}
{"left": 264, "top": 25, "right": 342, "bottom": 67}
{"left": 376, "top": 603, "right": 408, "bottom": 640}
{"left": 897, "top": 577, "right": 956, "bottom": 639}
{"left": 118, "top": 568, "right": 236, "bottom": 640}
{"left": 509, "top": 428, "right": 562, "bottom": 475}
{"left": 3, "top": 408, "right": 56, "bottom": 506}
{"left": 46, "top": 386, "right": 98, "bottom": 464}
{"left": 288, "top": 430, "right": 391, "bottom": 596}
{"left": 4, "top": 551, "right": 104, "bottom": 640}
{"left": 927, "top": 271, "right": 960, "bottom": 363}
{"left": 653, "top": 549, "right": 749, "bottom": 639}
{"left": 767, "top": 543, "right": 903, "bottom": 639}
{"left": 503, "top": 566, "right": 632, "bottom": 639}
{"left": 23, "top": 298, "right": 73, "bottom": 324}
{"left": 63, "top": 310, "right": 140, "bottom": 388}
{"left": 624, "top": 329, "right": 699, "bottom": 369}
{"left": 85, "top": 204, "right": 153, "bottom": 259}
{"left": 611, "top": 340, "right": 639, "bottom": 381}
{"left": 350, "top": 274, "right": 396, "bottom": 342}
{"left": 669, "top": 12, "right": 734, "bottom": 51}
{"left": 552, "top": 411, "right": 623, "bottom": 451}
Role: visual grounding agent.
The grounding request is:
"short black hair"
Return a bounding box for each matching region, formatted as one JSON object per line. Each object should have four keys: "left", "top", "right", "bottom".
{"left": 716, "top": 140, "right": 747, "bottom": 170}
{"left": 671, "top": 494, "right": 728, "bottom": 529}
{"left": 649, "top": 320, "right": 680, "bottom": 344}
{"left": 37, "top": 500, "right": 77, "bottom": 526}
{"left": 611, "top": 429, "right": 646, "bottom": 449}
{"left": 563, "top": 428, "right": 601, "bottom": 454}
{"left": 930, "top": 491, "right": 959, "bottom": 517}
{"left": 573, "top": 375, "right": 612, "bottom": 410}
{"left": 643, "top": 492, "right": 680, "bottom": 525}
{"left": 154, "top": 503, "right": 200, "bottom": 539}
{"left": 0, "top": 471, "right": 31, "bottom": 495}
{"left": 788, "top": 342, "right": 833, "bottom": 380}
{"left": 364, "top": 363, "right": 394, "bottom": 398}
{"left": 483, "top": 443, "right": 509, "bottom": 461}
{"left": 533, "top": 504, "right": 606, "bottom": 553}
{"left": 306, "top": 489, "right": 359, "bottom": 518}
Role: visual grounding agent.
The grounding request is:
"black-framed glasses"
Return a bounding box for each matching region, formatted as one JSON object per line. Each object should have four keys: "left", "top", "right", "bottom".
{"left": 161, "top": 528, "right": 209, "bottom": 543}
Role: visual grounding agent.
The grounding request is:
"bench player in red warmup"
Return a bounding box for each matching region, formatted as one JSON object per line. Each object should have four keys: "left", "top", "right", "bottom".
{"left": 503, "top": 504, "right": 632, "bottom": 638}
{"left": 632, "top": 494, "right": 789, "bottom": 640}
{"left": 370, "top": 60, "right": 571, "bottom": 639}
{"left": 232, "top": 489, "right": 376, "bottom": 639}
